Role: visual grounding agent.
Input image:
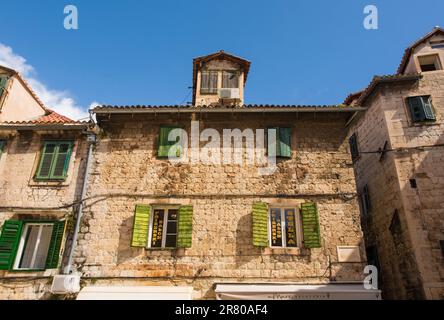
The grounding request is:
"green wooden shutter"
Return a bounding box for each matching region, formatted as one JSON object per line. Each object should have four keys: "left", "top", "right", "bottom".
{"left": 252, "top": 202, "right": 269, "bottom": 247}
{"left": 422, "top": 96, "right": 436, "bottom": 121}
{"left": 51, "top": 142, "right": 73, "bottom": 179}
{"left": 177, "top": 205, "right": 193, "bottom": 248}
{"left": 407, "top": 97, "right": 426, "bottom": 122}
{"left": 267, "top": 128, "right": 278, "bottom": 157}
{"left": 301, "top": 203, "right": 322, "bottom": 248}
{"left": 0, "top": 76, "right": 9, "bottom": 99}
{"left": 278, "top": 127, "right": 292, "bottom": 158}
{"left": 45, "top": 221, "right": 66, "bottom": 269}
{"left": 158, "top": 127, "right": 181, "bottom": 158}
{"left": 131, "top": 205, "right": 151, "bottom": 247}
{"left": 0, "top": 221, "right": 23, "bottom": 270}
{"left": 36, "top": 142, "right": 57, "bottom": 179}
{"left": 349, "top": 134, "right": 359, "bottom": 161}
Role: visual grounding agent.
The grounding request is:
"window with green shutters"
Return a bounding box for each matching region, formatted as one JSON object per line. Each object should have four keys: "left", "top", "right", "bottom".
{"left": 300, "top": 202, "right": 322, "bottom": 248}
{"left": 35, "top": 141, "right": 73, "bottom": 180}
{"left": 131, "top": 205, "right": 194, "bottom": 249}
{"left": 407, "top": 96, "right": 436, "bottom": 122}
{"left": 267, "top": 127, "right": 292, "bottom": 158}
{"left": 157, "top": 126, "right": 183, "bottom": 158}
{"left": 0, "top": 220, "right": 66, "bottom": 271}
{"left": 0, "top": 76, "right": 9, "bottom": 100}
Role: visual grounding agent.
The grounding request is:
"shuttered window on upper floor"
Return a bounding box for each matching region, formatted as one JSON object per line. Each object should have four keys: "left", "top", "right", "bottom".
{"left": 407, "top": 96, "right": 436, "bottom": 123}
{"left": 200, "top": 71, "right": 218, "bottom": 94}
{"left": 35, "top": 141, "right": 74, "bottom": 180}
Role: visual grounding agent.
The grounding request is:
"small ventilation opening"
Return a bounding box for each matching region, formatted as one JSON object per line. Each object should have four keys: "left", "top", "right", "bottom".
{"left": 409, "top": 179, "right": 417, "bottom": 189}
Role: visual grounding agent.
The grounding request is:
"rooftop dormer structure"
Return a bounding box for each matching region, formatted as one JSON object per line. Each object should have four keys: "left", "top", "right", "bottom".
{"left": 398, "top": 27, "right": 444, "bottom": 74}
{"left": 192, "top": 50, "right": 251, "bottom": 106}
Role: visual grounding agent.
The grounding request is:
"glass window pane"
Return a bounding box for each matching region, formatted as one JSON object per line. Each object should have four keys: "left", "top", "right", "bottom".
{"left": 19, "top": 224, "right": 53, "bottom": 269}
{"left": 167, "top": 221, "right": 177, "bottom": 234}
{"left": 168, "top": 209, "right": 178, "bottom": 221}
{"left": 151, "top": 210, "right": 165, "bottom": 248}
{"left": 19, "top": 226, "right": 39, "bottom": 268}
{"left": 284, "top": 209, "right": 297, "bottom": 248}
{"left": 270, "top": 208, "right": 283, "bottom": 247}
{"left": 165, "top": 234, "right": 177, "bottom": 248}
{"left": 33, "top": 225, "right": 53, "bottom": 269}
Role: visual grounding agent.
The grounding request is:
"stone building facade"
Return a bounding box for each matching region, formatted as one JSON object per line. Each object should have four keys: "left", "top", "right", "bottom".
{"left": 0, "top": 51, "right": 378, "bottom": 300}
{"left": 346, "top": 28, "right": 444, "bottom": 300}
{"left": 0, "top": 67, "right": 91, "bottom": 299}
{"left": 67, "top": 51, "right": 376, "bottom": 300}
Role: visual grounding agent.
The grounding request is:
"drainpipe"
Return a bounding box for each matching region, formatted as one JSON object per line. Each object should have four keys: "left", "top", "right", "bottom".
{"left": 64, "top": 132, "right": 96, "bottom": 275}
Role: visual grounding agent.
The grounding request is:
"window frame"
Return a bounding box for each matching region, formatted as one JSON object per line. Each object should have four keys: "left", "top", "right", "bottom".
{"left": 13, "top": 222, "right": 55, "bottom": 271}
{"left": 406, "top": 95, "right": 436, "bottom": 123}
{"left": 417, "top": 54, "right": 442, "bottom": 72}
{"left": 35, "top": 140, "right": 74, "bottom": 181}
{"left": 147, "top": 206, "right": 179, "bottom": 249}
{"left": 268, "top": 206, "right": 302, "bottom": 249}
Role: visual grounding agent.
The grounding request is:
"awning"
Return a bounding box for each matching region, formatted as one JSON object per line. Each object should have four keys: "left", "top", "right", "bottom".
{"left": 215, "top": 284, "right": 381, "bottom": 300}
{"left": 76, "top": 286, "right": 193, "bottom": 300}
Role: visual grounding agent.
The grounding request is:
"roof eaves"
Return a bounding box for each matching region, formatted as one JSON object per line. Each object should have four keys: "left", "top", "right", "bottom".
{"left": 357, "top": 73, "right": 422, "bottom": 105}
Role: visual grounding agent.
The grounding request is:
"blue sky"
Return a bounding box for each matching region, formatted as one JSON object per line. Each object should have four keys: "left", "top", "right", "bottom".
{"left": 0, "top": 0, "right": 443, "bottom": 119}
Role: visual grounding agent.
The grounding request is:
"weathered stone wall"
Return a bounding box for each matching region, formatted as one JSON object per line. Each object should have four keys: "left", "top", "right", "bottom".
{"left": 349, "top": 72, "right": 444, "bottom": 300}
{"left": 0, "top": 130, "right": 87, "bottom": 300}
{"left": 72, "top": 112, "right": 366, "bottom": 299}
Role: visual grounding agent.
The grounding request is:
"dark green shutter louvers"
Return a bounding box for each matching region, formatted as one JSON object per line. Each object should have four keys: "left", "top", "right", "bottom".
{"left": 0, "top": 221, "right": 23, "bottom": 270}
{"left": 177, "top": 205, "right": 193, "bottom": 248}
{"left": 407, "top": 96, "right": 436, "bottom": 122}
{"left": 36, "top": 141, "right": 73, "bottom": 180}
{"left": 45, "top": 221, "right": 66, "bottom": 269}
{"left": 422, "top": 96, "right": 436, "bottom": 121}
{"left": 268, "top": 128, "right": 292, "bottom": 158}
{"left": 131, "top": 205, "right": 151, "bottom": 247}
{"left": 349, "top": 134, "right": 359, "bottom": 161}
{"left": 158, "top": 127, "right": 181, "bottom": 158}
{"left": 301, "top": 203, "right": 322, "bottom": 248}
{"left": 252, "top": 202, "right": 269, "bottom": 247}
{"left": 0, "top": 76, "right": 9, "bottom": 99}
{"left": 278, "top": 127, "right": 292, "bottom": 158}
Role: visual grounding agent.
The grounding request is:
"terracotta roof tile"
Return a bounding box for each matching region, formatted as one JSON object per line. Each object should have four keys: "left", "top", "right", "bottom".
{"left": 4, "top": 109, "right": 86, "bottom": 125}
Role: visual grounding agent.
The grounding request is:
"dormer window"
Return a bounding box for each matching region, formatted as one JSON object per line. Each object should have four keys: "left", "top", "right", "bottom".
{"left": 418, "top": 54, "right": 442, "bottom": 72}
{"left": 222, "top": 71, "right": 239, "bottom": 89}
{"left": 200, "top": 71, "right": 218, "bottom": 94}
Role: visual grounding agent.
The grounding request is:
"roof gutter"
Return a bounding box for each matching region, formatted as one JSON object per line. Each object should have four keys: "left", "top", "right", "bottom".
{"left": 93, "top": 106, "right": 367, "bottom": 115}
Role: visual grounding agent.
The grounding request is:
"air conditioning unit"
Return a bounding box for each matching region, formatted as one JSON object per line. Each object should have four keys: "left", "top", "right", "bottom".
{"left": 51, "top": 275, "right": 81, "bottom": 294}
{"left": 219, "top": 88, "right": 240, "bottom": 99}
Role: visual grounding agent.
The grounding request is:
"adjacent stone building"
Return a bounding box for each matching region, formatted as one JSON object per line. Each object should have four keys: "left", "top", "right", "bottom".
{"left": 0, "top": 66, "right": 91, "bottom": 299}
{"left": 346, "top": 27, "right": 444, "bottom": 300}
{"left": 67, "top": 51, "right": 377, "bottom": 300}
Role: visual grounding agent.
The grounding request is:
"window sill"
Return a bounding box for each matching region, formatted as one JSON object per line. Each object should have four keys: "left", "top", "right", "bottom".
{"left": 29, "top": 179, "right": 69, "bottom": 187}
{"left": 262, "top": 247, "right": 306, "bottom": 256}
{"left": 410, "top": 121, "right": 439, "bottom": 127}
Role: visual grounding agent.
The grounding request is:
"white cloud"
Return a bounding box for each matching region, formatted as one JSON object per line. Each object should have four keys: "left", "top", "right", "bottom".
{"left": 0, "top": 43, "right": 90, "bottom": 120}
